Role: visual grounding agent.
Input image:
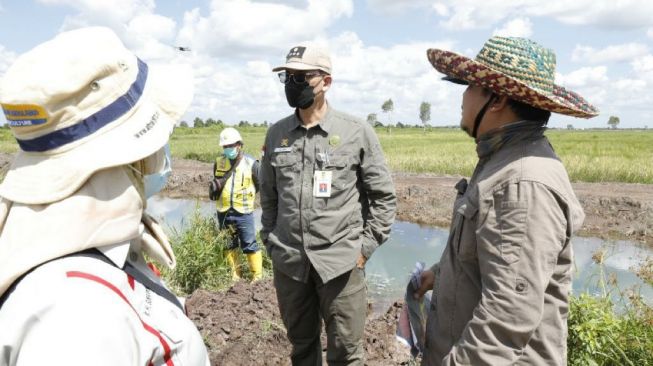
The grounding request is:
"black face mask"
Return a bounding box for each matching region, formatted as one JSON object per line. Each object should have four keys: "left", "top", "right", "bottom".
{"left": 285, "top": 81, "right": 315, "bottom": 109}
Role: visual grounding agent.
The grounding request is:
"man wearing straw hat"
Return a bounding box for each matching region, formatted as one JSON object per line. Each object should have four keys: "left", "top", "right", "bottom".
{"left": 0, "top": 27, "right": 209, "bottom": 365}
{"left": 414, "top": 37, "right": 598, "bottom": 365}
{"left": 260, "top": 42, "right": 396, "bottom": 365}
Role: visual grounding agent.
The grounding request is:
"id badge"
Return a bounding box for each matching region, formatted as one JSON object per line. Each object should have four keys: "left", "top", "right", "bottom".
{"left": 313, "top": 170, "right": 332, "bottom": 197}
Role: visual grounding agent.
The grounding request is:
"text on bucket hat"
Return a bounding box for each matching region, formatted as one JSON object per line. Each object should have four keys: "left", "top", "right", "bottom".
{"left": 0, "top": 26, "right": 193, "bottom": 205}
{"left": 272, "top": 42, "right": 332, "bottom": 74}
{"left": 426, "top": 36, "right": 598, "bottom": 118}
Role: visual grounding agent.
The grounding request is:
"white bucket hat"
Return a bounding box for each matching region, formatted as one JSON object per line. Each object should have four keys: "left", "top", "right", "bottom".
{"left": 0, "top": 26, "right": 194, "bottom": 205}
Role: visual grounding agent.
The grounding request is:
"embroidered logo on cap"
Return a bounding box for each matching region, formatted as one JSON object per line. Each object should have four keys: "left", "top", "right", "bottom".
{"left": 2, "top": 104, "right": 49, "bottom": 127}
{"left": 286, "top": 47, "right": 306, "bottom": 60}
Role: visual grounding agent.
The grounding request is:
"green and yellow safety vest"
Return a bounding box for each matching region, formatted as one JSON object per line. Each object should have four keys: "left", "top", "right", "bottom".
{"left": 214, "top": 154, "right": 256, "bottom": 214}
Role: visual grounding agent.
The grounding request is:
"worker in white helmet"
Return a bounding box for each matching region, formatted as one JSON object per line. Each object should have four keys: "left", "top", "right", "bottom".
{"left": 209, "top": 127, "right": 263, "bottom": 281}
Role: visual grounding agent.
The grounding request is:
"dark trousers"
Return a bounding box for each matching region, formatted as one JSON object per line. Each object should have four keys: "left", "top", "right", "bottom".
{"left": 273, "top": 266, "right": 367, "bottom": 366}
{"left": 217, "top": 210, "right": 259, "bottom": 253}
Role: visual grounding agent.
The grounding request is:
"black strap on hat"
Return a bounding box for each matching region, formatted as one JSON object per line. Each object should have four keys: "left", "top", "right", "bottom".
{"left": 472, "top": 93, "right": 496, "bottom": 139}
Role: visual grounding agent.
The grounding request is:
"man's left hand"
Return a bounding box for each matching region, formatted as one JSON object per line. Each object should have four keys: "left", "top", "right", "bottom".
{"left": 356, "top": 253, "right": 367, "bottom": 269}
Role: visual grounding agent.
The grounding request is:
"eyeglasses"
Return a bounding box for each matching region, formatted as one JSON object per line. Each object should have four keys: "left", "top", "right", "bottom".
{"left": 278, "top": 71, "right": 323, "bottom": 84}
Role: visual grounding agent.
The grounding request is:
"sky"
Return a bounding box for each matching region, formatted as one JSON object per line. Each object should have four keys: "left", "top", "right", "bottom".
{"left": 0, "top": 0, "right": 652, "bottom": 129}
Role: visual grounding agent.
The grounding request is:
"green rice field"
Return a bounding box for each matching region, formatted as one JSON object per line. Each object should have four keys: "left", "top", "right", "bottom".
{"left": 1, "top": 126, "right": 651, "bottom": 184}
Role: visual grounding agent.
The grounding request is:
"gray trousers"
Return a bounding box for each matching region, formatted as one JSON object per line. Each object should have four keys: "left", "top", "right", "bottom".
{"left": 273, "top": 266, "right": 367, "bottom": 366}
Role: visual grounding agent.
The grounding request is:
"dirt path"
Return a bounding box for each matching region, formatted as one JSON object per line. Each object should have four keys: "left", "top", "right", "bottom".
{"left": 164, "top": 158, "right": 653, "bottom": 246}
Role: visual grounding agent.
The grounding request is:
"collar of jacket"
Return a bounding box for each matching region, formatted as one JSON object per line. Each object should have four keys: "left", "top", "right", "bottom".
{"left": 288, "top": 104, "right": 334, "bottom": 133}
{"left": 475, "top": 120, "right": 546, "bottom": 159}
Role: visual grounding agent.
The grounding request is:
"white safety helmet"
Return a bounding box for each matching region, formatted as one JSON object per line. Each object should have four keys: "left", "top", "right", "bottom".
{"left": 219, "top": 127, "right": 242, "bottom": 146}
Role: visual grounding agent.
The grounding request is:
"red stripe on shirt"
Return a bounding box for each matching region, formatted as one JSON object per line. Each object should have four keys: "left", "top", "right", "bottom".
{"left": 66, "top": 271, "right": 174, "bottom": 366}
{"left": 127, "top": 274, "right": 135, "bottom": 290}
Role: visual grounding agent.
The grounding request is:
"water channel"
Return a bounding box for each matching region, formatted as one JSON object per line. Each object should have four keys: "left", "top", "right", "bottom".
{"left": 147, "top": 197, "right": 653, "bottom": 314}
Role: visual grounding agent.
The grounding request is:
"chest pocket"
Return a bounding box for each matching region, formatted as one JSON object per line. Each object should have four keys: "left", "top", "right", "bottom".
{"left": 271, "top": 154, "right": 299, "bottom": 184}
{"left": 451, "top": 197, "right": 479, "bottom": 262}
{"left": 317, "top": 154, "right": 354, "bottom": 189}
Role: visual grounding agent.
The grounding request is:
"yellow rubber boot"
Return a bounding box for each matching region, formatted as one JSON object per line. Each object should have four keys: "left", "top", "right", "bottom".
{"left": 246, "top": 251, "right": 263, "bottom": 281}
{"left": 225, "top": 250, "right": 241, "bottom": 281}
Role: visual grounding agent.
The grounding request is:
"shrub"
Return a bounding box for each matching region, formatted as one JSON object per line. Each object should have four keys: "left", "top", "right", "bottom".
{"left": 161, "top": 206, "right": 272, "bottom": 295}
{"left": 568, "top": 257, "right": 653, "bottom": 365}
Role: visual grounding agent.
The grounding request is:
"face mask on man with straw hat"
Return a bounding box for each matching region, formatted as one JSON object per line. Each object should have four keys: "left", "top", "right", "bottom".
{"left": 414, "top": 36, "right": 595, "bottom": 366}
{"left": 0, "top": 27, "right": 210, "bottom": 365}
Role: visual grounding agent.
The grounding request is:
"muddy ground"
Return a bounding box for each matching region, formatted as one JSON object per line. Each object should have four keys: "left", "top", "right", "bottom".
{"left": 186, "top": 280, "right": 413, "bottom": 365}
{"left": 166, "top": 157, "right": 651, "bottom": 365}
{"left": 2, "top": 154, "right": 650, "bottom": 364}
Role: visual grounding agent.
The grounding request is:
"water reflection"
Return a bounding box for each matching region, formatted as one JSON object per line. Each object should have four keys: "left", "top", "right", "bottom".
{"left": 147, "top": 197, "right": 653, "bottom": 314}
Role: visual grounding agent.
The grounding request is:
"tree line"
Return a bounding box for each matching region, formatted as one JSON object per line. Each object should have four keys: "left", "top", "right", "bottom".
{"left": 178, "top": 107, "right": 624, "bottom": 131}
{"left": 366, "top": 99, "right": 432, "bottom": 129}
{"left": 179, "top": 117, "right": 269, "bottom": 128}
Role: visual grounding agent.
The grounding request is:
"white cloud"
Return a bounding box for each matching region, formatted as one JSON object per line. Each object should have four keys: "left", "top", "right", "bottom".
{"left": 572, "top": 43, "right": 649, "bottom": 64}
{"left": 123, "top": 14, "right": 178, "bottom": 59}
{"left": 38, "top": 0, "right": 155, "bottom": 23}
{"left": 14, "top": 0, "right": 652, "bottom": 129}
{"left": 34, "top": 0, "right": 182, "bottom": 61}
{"left": 432, "top": 3, "right": 449, "bottom": 17}
{"left": 128, "top": 13, "right": 175, "bottom": 40}
{"left": 366, "top": 0, "right": 435, "bottom": 14}
{"left": 185, "top": 29, "right": 462, "bottom": 127}
{"left": 632, "top": 55, "right": 653, "bottom": 82}
{"left": 369, "top": 0, "right": 653, "bottom": 31}
{"left": 557, "top": 66, "right": 609, "bottom": 88}
{"left": 493, "top": 17, "right": 533, "bottom": 38}
{"left": 325, "top": 33, "right": 460, "bottom": 125}
{"left": 648, "top": 28, "right": 653, "bottom": 38}
{"left": 535, "top": 0, "right": 653, "bottom": 29}
{"left": 251, "top": 0, "right": 306, "bottom": 7}
{"left": 438, "top": 2, "right": 511, "bottom": 31}
{"left": 177, "top": 0, "right": 353, "bottom": 59}
{"left": 0, "top": 44, "right": 17, "bottom": 78}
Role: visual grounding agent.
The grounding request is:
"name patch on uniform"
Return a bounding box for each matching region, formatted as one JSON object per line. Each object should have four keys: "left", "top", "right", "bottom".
{"left": 1, "top": 104, "right": 49, "bottom": 127}
{"left": 274, "top": 147, "right": 293, "bottom": 153}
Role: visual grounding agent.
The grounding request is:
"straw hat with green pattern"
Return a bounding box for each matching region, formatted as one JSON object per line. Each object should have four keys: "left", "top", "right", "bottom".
{"left": 427, "top": 36, "right": 598, "bottom": 119}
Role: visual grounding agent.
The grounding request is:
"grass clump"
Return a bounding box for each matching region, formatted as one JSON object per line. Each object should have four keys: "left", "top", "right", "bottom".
{"left": 161, "top": 206, "right": 271, "bottom": 295}
{"left": 567, "top": 256, "right": 653, "bottom": 365}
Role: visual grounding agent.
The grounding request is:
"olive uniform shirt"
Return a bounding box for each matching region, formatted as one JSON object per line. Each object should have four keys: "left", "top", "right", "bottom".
{"left": 259, "top": 106, "right": 396, "bottom": 283}
{"left": 423, "top": 130, "right": 585, "bottom": 366}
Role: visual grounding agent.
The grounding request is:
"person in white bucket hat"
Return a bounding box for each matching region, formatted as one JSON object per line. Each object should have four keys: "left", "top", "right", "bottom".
{"left": 0, "top": 27, "right": 210, "bottom": 365}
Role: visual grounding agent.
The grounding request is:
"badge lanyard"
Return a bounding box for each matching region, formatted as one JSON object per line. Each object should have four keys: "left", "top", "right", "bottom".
{"left": 313, "top": 147, "right": 332, "bottom": 197}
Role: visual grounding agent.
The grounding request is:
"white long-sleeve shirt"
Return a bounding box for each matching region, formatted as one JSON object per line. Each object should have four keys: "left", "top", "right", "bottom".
{"left": 0, "top": 241, "right": 210, "bottom": 366}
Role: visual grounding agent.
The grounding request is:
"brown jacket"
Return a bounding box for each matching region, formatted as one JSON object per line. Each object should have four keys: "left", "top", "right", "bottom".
{"left": 423, "top": 133, "right": 584, "bottom": 366}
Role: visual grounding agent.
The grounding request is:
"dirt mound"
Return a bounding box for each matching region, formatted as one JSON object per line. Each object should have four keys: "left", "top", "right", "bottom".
{"left": 186, "top": 279, "right": 413, "bottom": 365}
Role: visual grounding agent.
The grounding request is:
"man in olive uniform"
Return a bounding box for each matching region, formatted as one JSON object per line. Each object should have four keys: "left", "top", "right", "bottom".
{"left": 210, "top": 127, "right": 262, "bottom": 281}
{"left": 415, "top": 37, "right": 598, "bottom": 365}
{"left": 259, "top": 42, "right": 397, "bottom": 365}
